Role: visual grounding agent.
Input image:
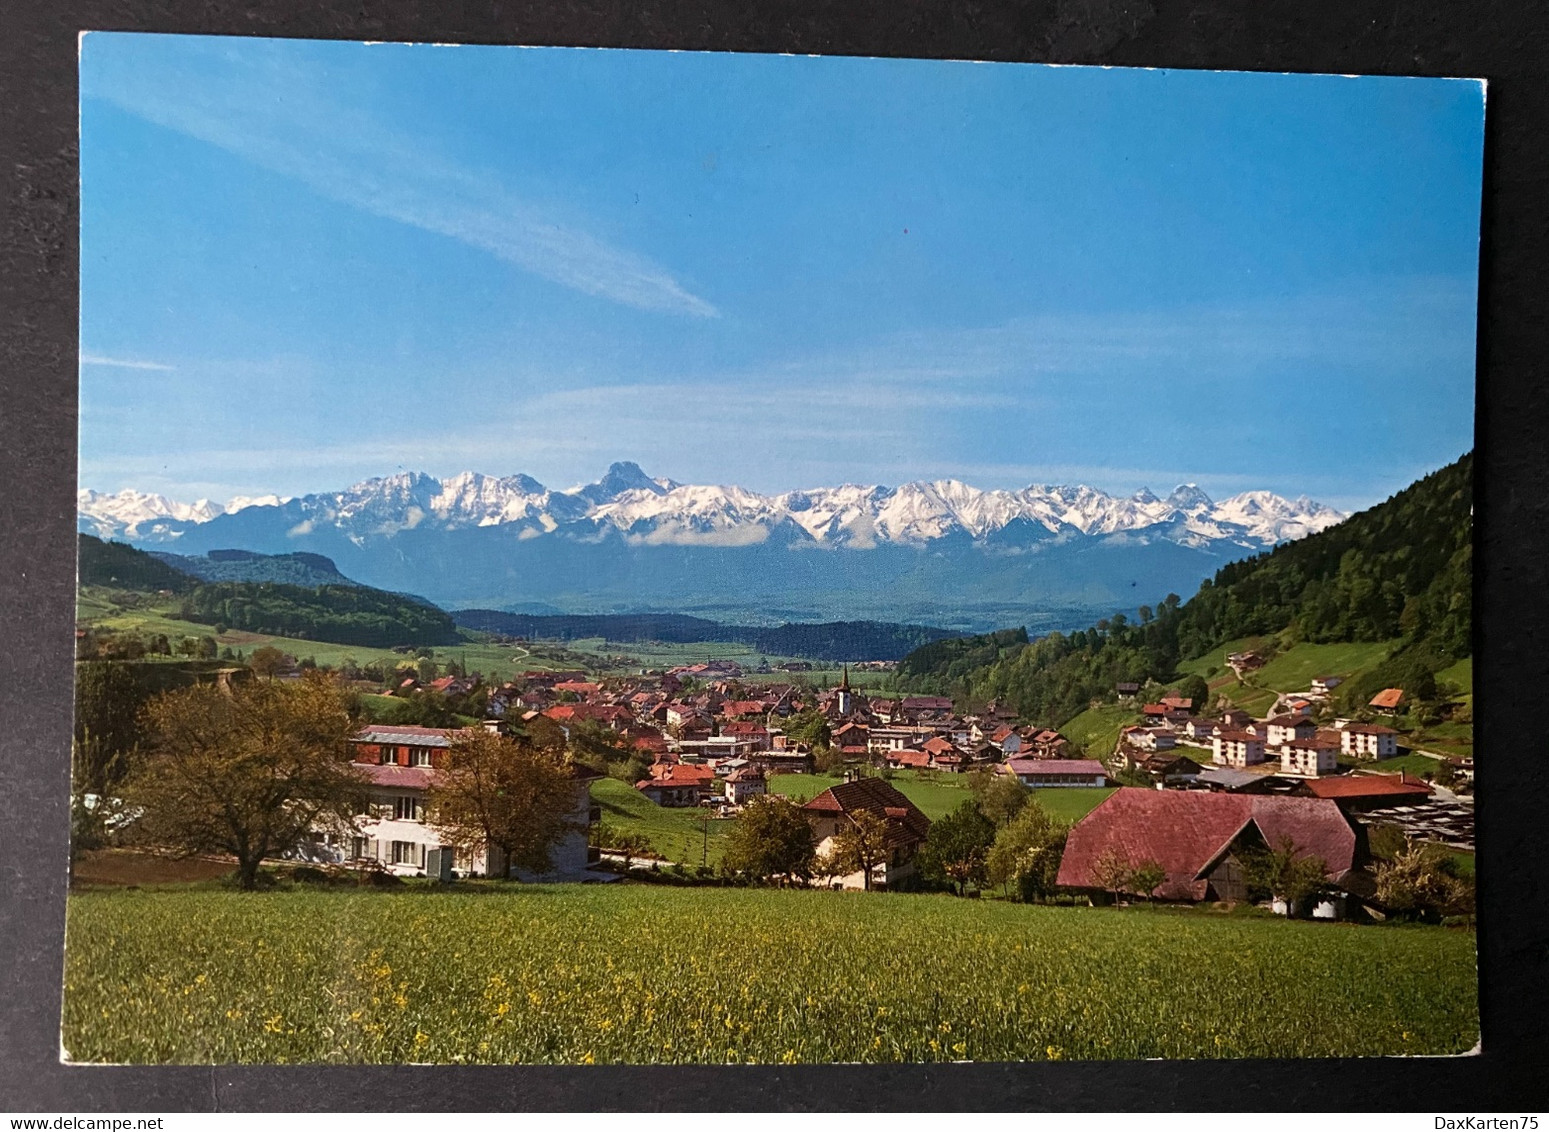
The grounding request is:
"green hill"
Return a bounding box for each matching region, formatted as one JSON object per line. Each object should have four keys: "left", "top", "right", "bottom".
{"left": 897, "top": 453, "right": 1472, "bottom": 728}
{"left": 78, "top": 534, "right": 458, "bottom": 650}
{"left": 78, "top": 534, "right": 194, "bottom": 592}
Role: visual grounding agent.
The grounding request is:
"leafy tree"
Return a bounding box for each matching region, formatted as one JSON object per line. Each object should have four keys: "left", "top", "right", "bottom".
{"left": 1173, "top": 674, "right": 1209, "bottom": 712}
{"left": 826, "top": 809, "right": 891, "bottom": 891}
{"left": 1129, "top": 859, "right": 1167, "bottom": 902}
{"left": 783, "top": 708, "right": 832, "bottom": 751}
{"left": 1366, "top": 823, "right": 1408, "bottom": 861}
{"left": 73, "top": 661, "right": 151, "bottom": 793}
{"left": 428, "top": 727, "right": 580, "bottom": 878}
{"left": 1089, "top": 847, "right": 1133, "bottom": 903}
{"left": 971, "top": 770, "right": 1030, "bottom": 827}
{"left": 720, "top": 796, "right": 815, "bottom": 886}
{"left": 1242, "top": 836, "right": 1330, "bottom": 913}
{"left": 249, "top": 646, "right": 290, "bottom": 681}
{"left": 986, "top": 799, "right": 1068, "bottom": 902}
{"left": 1375, "top": 841, "right": 1474, "bottom": 921}
{"left": 918, "top": 800, "right": 996, "bottom": 895}
{"left": 122, "top": 675, "right": 367, "bottom": 890}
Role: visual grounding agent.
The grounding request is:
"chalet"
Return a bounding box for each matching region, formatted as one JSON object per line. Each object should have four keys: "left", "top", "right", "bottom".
{"left": 1136, "top": 752, "right": 1204, "bottom": 787}
{"left": 1115, "top": 682, "right": 1141, "bottom": 698}
{"left": 1182, "top": 718, "right": 1219, "bottom": 743}
{"left": 1278, "top": 737, "right": 1340, "bottom": 778}
{"left": 899, "top": 695, "right": 954, "bottom": 722}
{"left": 989, "top": 726, "right": 1022, "bottom": 755}
{"left": 801, "top": 776, "right": 932, "bottom": 890}
{"left": 1310, "top": 675, "right": 1344, "bottom": 697}
{"left": 1369, "top": 687, "right": 1406, "bottom": 713}
{"left": 747, "top": 748, "right": 816, "bottom": 776}
{"left": 1219, "top": 709, "right": 1254, "bottom": 730}
{"left": 1057, "top": 788, "right": 1360, "bottom": 909}
{"left": 1304, "top": 771, "right": 1432, "bottom": 811}
{"left": 636, "top": 777, "right": 710, "bottom": 807}
{"left": 1212, "top": 730, "right": 1268, "bottom": 767}
{"left": 1001, "top": 758, "right": 1108, "bottom": 788}
{"left": 1127, "top": 727, "right": 1177, "bottom": 752}
{"left": 886, "top": 748, "right": 933, "bottom": 770}
{"left": 1027, "top": 729, "right": 1070, "bottom": 757}
{"left": 832, "top": 721, "right": 871, "bottom": 749}
{"left": 342, "top": 727, "right": 603, "bottom": 879}
{"left": 1340, "top": 723, "right": 1399, "bottom": 760}
{"left": 723, "top": 766, "right": 767, "bottom": 806}
{"left": 1160, "top": 695, "right": 1194, "bottom": 713}
{"left": 1264, "top": 714, "right": 1318, "bottom": 746}
{"left": 922, "top": 735, "right": 960, "bottom": 760}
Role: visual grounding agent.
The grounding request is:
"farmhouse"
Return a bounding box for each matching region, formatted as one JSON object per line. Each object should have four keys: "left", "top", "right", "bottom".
{"left": 801, "top": 775, "right": 932, "bottom": 890}
{"left": 1057, "top": 788, "right": 1360, "bottom": 905}
{"left": 1369, "top": 687, "right": 1405, "bottom": 712}
{"left": 1001, "top": 758, "right": 1109, "bottom": 788}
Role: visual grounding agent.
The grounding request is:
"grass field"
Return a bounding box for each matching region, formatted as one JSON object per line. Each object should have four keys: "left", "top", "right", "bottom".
{"left": 1059, "top": 704, "right": 1139, "bottom": 759}
{"left": 590, "top": 778, "right": 734, "bottom": 865}
{"left": 766, "top": 771, "right": 1113, "bottom": 827}
{"left": 61, "top": 886, "right": 1479, "bottom": 1064}
{"left": 1251, "top": 640, "right": 1398, "bottom": 692}
{"left": 1437, "top": 657, "right": 1473, "bottom": 695}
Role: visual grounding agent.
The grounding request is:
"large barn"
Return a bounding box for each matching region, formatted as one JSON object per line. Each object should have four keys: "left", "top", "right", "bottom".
{"left": 1057, "top": 788, "right": 1361, "bottom": 904}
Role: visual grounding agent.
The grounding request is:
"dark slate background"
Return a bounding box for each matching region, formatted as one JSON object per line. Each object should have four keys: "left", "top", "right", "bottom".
{"left": 2, "top": 0, "right": 1545, "bottom": 1112}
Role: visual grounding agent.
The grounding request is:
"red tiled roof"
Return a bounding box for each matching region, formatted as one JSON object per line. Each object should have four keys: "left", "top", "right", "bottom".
{"left": 1304, "top": 772, "right": 1431, "bottom": 800}
{"left": 1369, "top": 688, "right": 1405, "bottom": 710}
{"left": 1057, "top": 788, "right": 1358, "bottom": 900}
{"left": 355, "top": 763, "right": 438, "bottom": 790}
{"left": 923, "top": 736, "right": 958, "bottom": 754}
{"left": 1004, "top": 758, "right": 1106, "bottom": 777}
{"left": 1343, "top": 723, "right": 1398, "bottom": 736}
{"left": 800, "top": 777, "right": 932, "bottom": 845}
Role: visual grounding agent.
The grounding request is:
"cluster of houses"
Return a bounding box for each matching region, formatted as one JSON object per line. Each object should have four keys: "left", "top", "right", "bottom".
{"left": 329, "top": 660, "right": 1466, "bottom": 917}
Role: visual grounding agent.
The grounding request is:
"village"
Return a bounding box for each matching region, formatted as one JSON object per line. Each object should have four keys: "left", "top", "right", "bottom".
{"left": 333, "top": 648, "right": 1474, "bottom": 920}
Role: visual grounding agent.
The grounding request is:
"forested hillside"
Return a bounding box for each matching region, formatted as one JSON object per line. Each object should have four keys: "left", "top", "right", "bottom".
{"left": 453, "top": 609, "right": 961, "bottom": 662}
{"left": 78, "top": 535, "right": 193, "bottom": 592}
{"left": 177, "top": 582, "right": 459, "bottom": 648}
{"left": 897, "top": 453, "right": 1472, "bottom": 727}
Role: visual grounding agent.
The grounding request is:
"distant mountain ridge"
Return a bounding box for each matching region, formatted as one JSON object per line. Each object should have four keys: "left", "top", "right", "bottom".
{"left": 79, "top": 462, "right": 1342, "bottom": 548}
{"left": 77, "top": 463, "right": 1346, "bottom": 630}
{"left": 149, "top": 548, "right": 358, "bottom": 588}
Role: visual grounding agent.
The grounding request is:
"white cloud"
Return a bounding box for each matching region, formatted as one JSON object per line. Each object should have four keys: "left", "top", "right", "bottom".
{"left": 80, "top": 352, "right": 175, "bottom": 371}
{"left": 85, "top": 43, "right": 716, "bottom": 318}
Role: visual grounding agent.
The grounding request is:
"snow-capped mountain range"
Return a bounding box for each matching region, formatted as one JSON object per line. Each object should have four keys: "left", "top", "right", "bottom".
{"left": 78, "top": 461, "right": 1344, "bottom": 550}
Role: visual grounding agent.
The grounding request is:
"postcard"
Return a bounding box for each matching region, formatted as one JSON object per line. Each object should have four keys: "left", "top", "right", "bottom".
{"left": 68, "top": 33, "right": 1483, "bottom": 1064}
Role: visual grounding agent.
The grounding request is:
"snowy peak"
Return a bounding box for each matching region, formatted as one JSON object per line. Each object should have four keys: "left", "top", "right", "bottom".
{"left": 78, "top": 464, "right": 1346, "bottom": 552}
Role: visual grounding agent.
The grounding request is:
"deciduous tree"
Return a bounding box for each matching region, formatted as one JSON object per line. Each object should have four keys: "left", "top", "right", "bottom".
{"left": 918, "top": 799, "right": 995, "bottom": 895}
{"left": 826, "top": 809, "right": 890, "bottom": 891}
{"left": 429, "top": 727, "right": 580, "bottom": 878}
{"left": 123, "top": 674, "right": 366, "bottom": 890}
{"left": 986, "top": 800, "right": 1067, "bottom": 901}
{"left": 720, "top": 796, "right": 815, "bottom": 885}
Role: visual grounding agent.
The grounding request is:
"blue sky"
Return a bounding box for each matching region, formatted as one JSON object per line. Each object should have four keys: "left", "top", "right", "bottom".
{"left": 79, "top": 35, "right": 1484, "bottom": 510}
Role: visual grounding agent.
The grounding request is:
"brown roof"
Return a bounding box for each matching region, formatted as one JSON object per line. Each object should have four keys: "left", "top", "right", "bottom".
{"left": 1057, "top": 788, "right": 1358, "bottom": 900}
{"left": 1369, "top": 688, "right": 1405, "bottom": 709}
{"left": 1215, "top": 730, "right": 1262, "bottom": 743}
{"left": 1004, "top": 758, "right": 1107, "bottom": 777}
{"left": 1343, "top": 723, "right": 1398, "bottom": 736}
{"left": 801, "top": 777, "right": 931, "bottom": 845}
{"left": 1304, "top": 772, "right": 1432, "bottom": 800}
{"left": 356, "top": 763, "right": 438, "bottom": 790}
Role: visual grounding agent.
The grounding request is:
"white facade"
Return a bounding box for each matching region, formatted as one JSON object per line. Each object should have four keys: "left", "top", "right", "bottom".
{"left": 1341, "top": 726, "right": 1399, "bottom": 759}
{"left": 1213, "top": 732, "right": 1267, "bottom": 767}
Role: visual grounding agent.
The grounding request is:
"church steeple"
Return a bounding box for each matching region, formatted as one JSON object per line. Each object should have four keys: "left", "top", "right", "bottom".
{"left": 839, "top": 664, "right": 851, "bottom": 692}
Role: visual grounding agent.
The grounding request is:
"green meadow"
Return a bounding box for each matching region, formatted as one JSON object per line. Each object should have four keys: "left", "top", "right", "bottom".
{"left": 62, "top": 885, "right": 1479, "bottom": 1064}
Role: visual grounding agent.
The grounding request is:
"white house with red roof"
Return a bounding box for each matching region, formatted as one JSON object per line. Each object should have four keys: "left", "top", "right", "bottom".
{"left": 342, "top": 725, "right": 603, "bottom": 879}
{"left": 800, "top": 775, "right": 932, "bottom": 890}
